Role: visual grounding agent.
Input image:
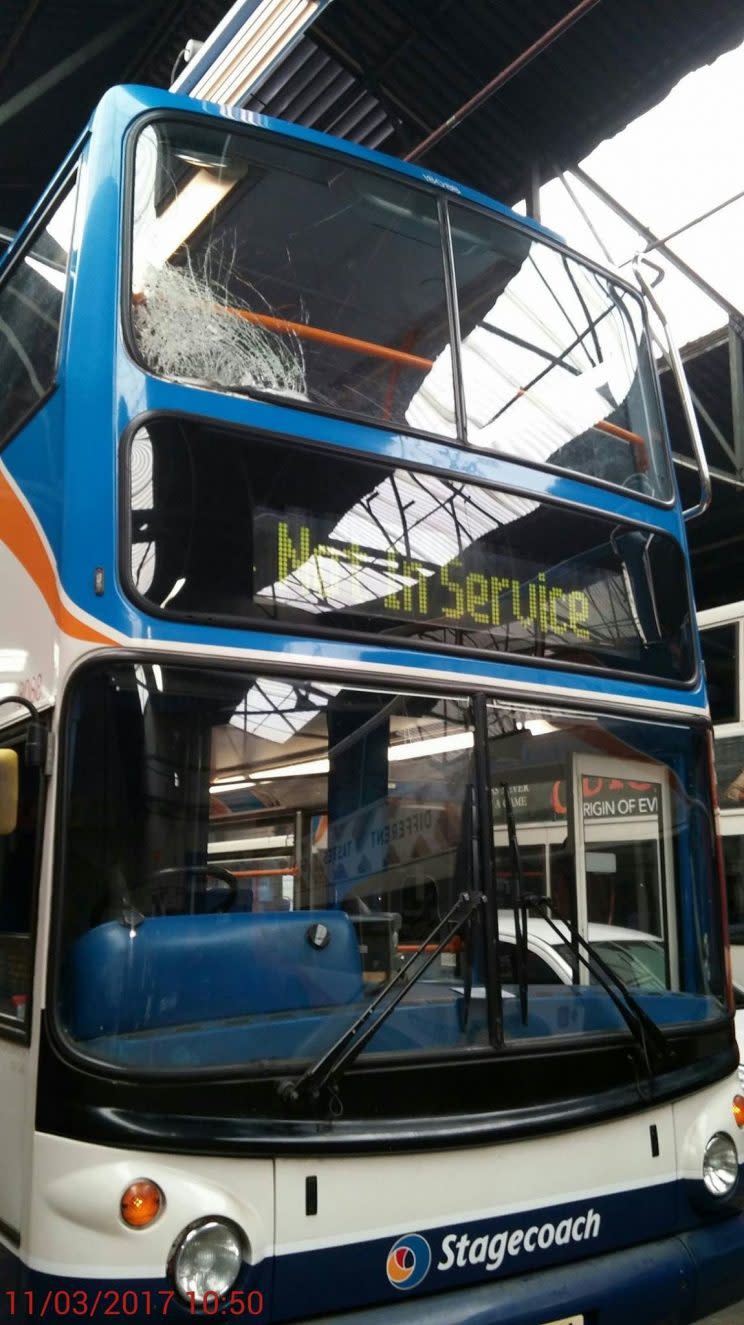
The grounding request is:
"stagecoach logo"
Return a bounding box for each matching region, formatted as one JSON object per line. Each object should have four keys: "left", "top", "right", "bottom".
{"left": 386, "top": 1234, "right": 432, "bottom": 1290}
{"left": 386, "top": 1208, "right": 601, "bottom": 1289}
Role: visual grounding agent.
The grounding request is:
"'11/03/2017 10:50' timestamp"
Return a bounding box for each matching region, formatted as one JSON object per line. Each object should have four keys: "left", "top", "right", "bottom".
{"left": 2, "top": 1288, "right": 266, "bottom": 1317}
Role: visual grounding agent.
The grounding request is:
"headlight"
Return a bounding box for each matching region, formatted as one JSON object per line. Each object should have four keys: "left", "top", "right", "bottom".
{"left": 703, "top": 1133, "right": 739, "bottom": 1197}
{"left": 168, "top": 1217, "right": 245, "bottom": 1302}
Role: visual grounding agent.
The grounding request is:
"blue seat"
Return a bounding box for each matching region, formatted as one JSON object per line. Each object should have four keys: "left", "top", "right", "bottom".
{"left": 64, "top": 910, "right": 364, "bottom": 1040}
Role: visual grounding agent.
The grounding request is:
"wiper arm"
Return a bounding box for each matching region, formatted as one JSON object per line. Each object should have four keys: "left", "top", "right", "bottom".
{"left": 523, "top": 893, "right": 673, "bottom": 1079}
{"left": 277, "top": 890, "right": 486, "bottom": 1109}
{"left": 501, "top": 783, "right": 529, "bottom": 1026}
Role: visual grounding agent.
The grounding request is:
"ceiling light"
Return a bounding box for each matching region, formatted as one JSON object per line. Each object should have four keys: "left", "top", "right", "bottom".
{"left": 185, "top": 0, "right": 321, "bottom": 106}
{"left": 219, "top": 730, "right": 475, "bottom": 784}
{"left": 209, "top": 777, "right": 255, "bottom": 793}
{"left": 523, "top": 719, "right": 558, "bottom": 736}
{"left": 388, "top": 731, "right": 474, "bottom": 761}
{"left": 133, "top": 175, "right": 234, "bottom": 292}
{"left": 251, "top": 756, "right": 330, "bottom": 781}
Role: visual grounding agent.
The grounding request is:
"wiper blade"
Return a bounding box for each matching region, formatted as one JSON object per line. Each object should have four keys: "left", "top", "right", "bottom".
{"left": 501, "top": 783, "right": 530, "bottom": 1026}
{"left": 523, "top": 893, "right": 673, "bottom": 1078}
{"left": 277, "top": 890, "right": 486, "bottom": 1109}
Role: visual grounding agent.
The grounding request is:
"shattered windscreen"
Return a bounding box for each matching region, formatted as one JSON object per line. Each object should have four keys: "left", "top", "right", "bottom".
{"left": 129, "top": 120, "right": 458, "bottom": 435}
{"left": 127, "top": 118, "right": 671, "bottom": 500}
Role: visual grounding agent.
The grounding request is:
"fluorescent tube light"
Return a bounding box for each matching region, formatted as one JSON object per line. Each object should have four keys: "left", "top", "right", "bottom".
{"left": 209, "top": 777, "right": 255, "bottom": 793}
{"left": 229, "top": 730, "right": 475, "bottom": 784}
{"left": 387, "top": 730, "right": 474, "bottom": 762}
{"left": 189, "top": 0, "right": 320, "bottom": 106}
{"left": 132, "top": 174, "right": 234, "bottom": 291}
{"left": 252, "top": 756, "right": 330, "bottom": 781}
{"left": 208, "top": 834, "right": 293, "bottom": 852}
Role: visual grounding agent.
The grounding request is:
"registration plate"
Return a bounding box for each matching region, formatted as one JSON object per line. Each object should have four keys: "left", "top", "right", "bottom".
{"left": 541, "top": 1317, "right": 584, "bottom": 1325}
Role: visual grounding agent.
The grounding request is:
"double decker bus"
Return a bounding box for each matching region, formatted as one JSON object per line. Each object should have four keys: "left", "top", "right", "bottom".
{"left": 1, "top": 82, "right": 743, "bottom": 1325}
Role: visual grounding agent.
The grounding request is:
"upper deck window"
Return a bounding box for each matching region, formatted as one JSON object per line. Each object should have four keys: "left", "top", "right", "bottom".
{"left": 448, "top": 203, "right": 672, "bottom": 500}
{"left": 127, "top": 120, "right": 672, "bottom": 502}
{"left": 0, "top": 177, "right": 76, "bottom": 446}
{"left": 129, "top": 120, "right": 457, "bottom": 436}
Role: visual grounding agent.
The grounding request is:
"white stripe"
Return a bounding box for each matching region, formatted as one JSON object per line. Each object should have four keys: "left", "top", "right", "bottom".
{"left": 124, "top": 637, "right": 707, "bottom": 719}
{"left": 274, "top": 1171, "right": 677, "bottom": 1256}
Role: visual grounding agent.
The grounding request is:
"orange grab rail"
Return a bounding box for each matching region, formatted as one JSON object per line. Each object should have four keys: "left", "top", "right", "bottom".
{"left": 231, "top": 307, "right": 434, "bottom": 371}
{"left": 233, "top": 307, "right": 647, "bottom": 458}
{"left": 397, "top": 938, "right": 463, "bottom": 954}
{"left": 230, "top": 866, "right": 299, "bottom": 879}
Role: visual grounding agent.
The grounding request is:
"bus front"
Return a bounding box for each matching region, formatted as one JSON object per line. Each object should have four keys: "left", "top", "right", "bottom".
{"left": 6, "top": 85, "right": 744, "bottom": 1325}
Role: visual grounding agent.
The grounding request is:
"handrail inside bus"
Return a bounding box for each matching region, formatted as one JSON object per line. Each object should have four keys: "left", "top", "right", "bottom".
{"left": 231, "top": 308, "right": 435, "bottom": 371}
{"left": 397, "top": 938, "right": 463, "bottom": 954}
{"left": 230, "top": 866, "right": 299, "bottom": 878}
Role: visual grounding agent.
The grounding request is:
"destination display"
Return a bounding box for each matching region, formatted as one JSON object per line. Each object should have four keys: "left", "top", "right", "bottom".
{"left": 127, "top": 420, "right": 694, "bottom": 682}
{"left": 262, "top": 515, "right": 595, "bottom": 641}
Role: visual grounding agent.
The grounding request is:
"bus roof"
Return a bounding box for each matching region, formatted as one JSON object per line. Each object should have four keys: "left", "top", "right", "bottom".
{"left": 105, "top": 82, "right": 563, "bottom": 245}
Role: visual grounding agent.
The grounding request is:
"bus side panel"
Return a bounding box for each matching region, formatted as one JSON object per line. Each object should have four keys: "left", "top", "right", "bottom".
{"left": 0, "top": 1040, "right": 30, "bottom": 1241}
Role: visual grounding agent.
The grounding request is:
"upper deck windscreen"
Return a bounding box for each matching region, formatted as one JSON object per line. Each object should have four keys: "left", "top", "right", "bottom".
{"left": 130, "top": 121, "right": 457, "bottom": 437}
{"left": 128, "top": 120, "right": 672, "bottom": 501}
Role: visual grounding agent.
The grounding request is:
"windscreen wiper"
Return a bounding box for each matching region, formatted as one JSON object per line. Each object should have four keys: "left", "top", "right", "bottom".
{"left": 501, "top": 783, "right": 530, "bottom": 1026}
{"left": 522, "top": 892, "right": 673, "bottom": 1080}
{"left": 277, "top": 890, "right": 486, "bottom": 1110}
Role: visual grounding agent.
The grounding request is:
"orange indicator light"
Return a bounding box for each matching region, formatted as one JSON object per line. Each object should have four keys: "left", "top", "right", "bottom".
{"left": 732, "top": 1096, "right": 744, "bottom": 1130}
{"left": 120, "top": 1179, "right": 163, "bottom": 1228}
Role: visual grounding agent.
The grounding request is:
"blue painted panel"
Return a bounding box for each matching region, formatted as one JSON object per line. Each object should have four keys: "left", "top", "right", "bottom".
{"left": 99, "top": 85, "right": 560, "bottom": 246}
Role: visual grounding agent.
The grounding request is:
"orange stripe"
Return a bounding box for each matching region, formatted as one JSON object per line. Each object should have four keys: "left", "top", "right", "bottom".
{"left": 0, "top": 467, "right": 114, "bottom": 646}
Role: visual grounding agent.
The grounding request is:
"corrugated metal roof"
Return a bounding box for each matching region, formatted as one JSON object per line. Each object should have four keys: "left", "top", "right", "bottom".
{"left": 661, "top": 335, "right": 736, "bottom": 473}
{"left": 272, "top": 0, "right": 744, "bottom": 204}
{"left": 0, "top": 0, "right": 230, "bottom": 226}
{"left": 3, "top": 0, "right": 744, "bottom": 227}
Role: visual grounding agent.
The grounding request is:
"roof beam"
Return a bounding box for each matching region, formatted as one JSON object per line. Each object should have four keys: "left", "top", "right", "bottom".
{"left": 0, "top": 4, "right": 152, "bottom": 130}
{"left": 572, "top": 163, "right": 744, "bottom": 329}
{"left": 729, "top": 323, "right": 744, "bottom": 475}
{"left": 0, "top": 0, "right": 44, "bottom": 84}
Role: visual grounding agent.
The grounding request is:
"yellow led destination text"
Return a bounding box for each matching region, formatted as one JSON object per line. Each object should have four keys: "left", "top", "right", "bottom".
{"left": 274, "top": 519, "right": 592, "bottom": 639}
